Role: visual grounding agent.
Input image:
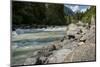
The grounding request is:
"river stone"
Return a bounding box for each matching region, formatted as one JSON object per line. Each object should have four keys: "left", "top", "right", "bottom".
{"left": 46, "top": 49, "right": 72, "bottom": 63}
{"left": 78, "top": 42, "right": 85, "bottom": 46}
{"left": 76, "top": 21, "right": 84, "bottom": 26}
{"left": 75, "top": 34, "right": 82, "bottom": 40}
{"left": 33, "top": 51, "right": 39, "bottom": 56}
{"left": 12, "top": 31, "right": 18, "bottom": 37}
{"left": 38, "top": 56, "right": 47, "bottom": 64}
{"left": 62, "top": 41, "right": 78, "bottom": 50}
{"left": 24, "top": 57, "right": 37, "bottom": 65}
{"left": 80, "top": 24, "right": 95, "bottom": 44}
{"left": 67, "top": 28, "right": 81, "bottom": 35}
{"left": 64, "top": 43, "right": 96, "bottom": 62}
{"left": 68, "top": 23, "right": 78, "bottom": 31}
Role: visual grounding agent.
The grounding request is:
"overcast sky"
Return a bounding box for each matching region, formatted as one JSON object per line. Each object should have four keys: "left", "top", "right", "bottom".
{"left": 64, "top": 4, "right": 90, "bottom": 12}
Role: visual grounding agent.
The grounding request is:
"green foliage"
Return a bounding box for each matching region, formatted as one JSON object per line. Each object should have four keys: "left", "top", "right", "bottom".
{"left": 74, "top": 11, "right": 84, "bottom": 21}
{"left": 45, "top": 4, "right": 66, "bottom": 25}
{"left": 12, "top": 1, "right": 46, "bottom": 25}
{"left": 81, "top": 6, "right": 96, "bottom": 23}
{"left": 64, "top": 6, "right": 96, "bottom": 25}
{"left": 12, "top": 1, "right": 96, "bottom": 26}
{"left": 12, "top": 1, "right": 66, "bottom": 26}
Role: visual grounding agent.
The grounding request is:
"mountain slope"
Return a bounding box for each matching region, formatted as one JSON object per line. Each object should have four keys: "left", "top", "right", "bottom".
{"left": 64, "top": 6, "right": 75, "bottom": 16}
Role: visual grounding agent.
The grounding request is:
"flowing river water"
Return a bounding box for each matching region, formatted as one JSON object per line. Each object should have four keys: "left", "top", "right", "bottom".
{"left": 11, "top": 26, "right": 66, "bottom": 65}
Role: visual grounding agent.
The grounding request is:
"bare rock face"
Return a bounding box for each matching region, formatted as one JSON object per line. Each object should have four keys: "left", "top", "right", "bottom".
{"left": 62, "top": 41, "right": 78, "bottom": 50}
{"left": 64, "top": 43, "right": 96, "bottom": 62}
{"left": 85, "top": 31, "right": 95, "bottom": 44}
{"left": 64, "top": 20, "right": 95, "bottom": 62}
{"left": 76, "top": 21, "right": 84, "bottom": 26}
{"left": 68, "top": 23, "right": 78, "bottom": 31}
{"left": 45, "top": 21, "right": 96, "bottom": 64}
{"left": 67, "top": 23, "right": 80, "bottom": 36}
{"left": 46, "top": 49, "right": 72, "bottom": 63}
{"left": 78, "top": 42, "right": 85, "bottom": 46}
{"left": 66, "top": 23, "right": 88, "bottom": 41}
{"left": 80, "top": 22, "right": 95, "bottom": 44}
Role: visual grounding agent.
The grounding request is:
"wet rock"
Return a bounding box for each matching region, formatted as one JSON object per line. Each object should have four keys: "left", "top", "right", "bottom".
{"left": 24, "top": 57, "right": 37, "bottom": 65}
{"left": 33, "top": 51, "right": 39, "bottom": 56}
{"left": 12, "top": 31, "right": 18, "bottom": 37}
{"left": 16, "top": 29, "right": 24, "bottom": 34}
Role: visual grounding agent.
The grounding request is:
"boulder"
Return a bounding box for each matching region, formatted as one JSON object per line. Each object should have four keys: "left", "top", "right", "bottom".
{"left": 76, "top": 21, "right": 84, "bottom": 26}
{"left": 62, "top": 41, "right": 78, "bottom": 50}
{"left": 68, "top": 23, "right": 78, "bottom": 31}
{"left": 78, "top": 42, "right": 85, "bottom": 46}
{"left": 46, "top": 49, "right": 72, "bottom": 63}
{"left": 12, "top": 31, "right": 18, "bottom": 37}
{"left": 80, "top": 24, "right": 95, "bottom": 44}
{"left": 64, "top": 43, "right": 96, "bottom": 62}
{"left": 24, "top": 57, "right": 37, "bottom": 65}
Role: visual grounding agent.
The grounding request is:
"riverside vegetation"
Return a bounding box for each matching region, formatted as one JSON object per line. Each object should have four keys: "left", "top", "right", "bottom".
{"left": 11, "top": 1, "right": 96, "bottom": 66}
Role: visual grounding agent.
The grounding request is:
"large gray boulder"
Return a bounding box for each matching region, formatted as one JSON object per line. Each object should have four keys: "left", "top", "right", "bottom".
{"left": 46, "top": 49, "right": 72, "bottom": 63}
{"left": 24, "top": 57, "right": 37, "bottom": 65}
{"left": 64, "top": 43, "right": 96, "bottom": 62}
{"left": 80, "top": 23, "right": 95, "bottom": 44}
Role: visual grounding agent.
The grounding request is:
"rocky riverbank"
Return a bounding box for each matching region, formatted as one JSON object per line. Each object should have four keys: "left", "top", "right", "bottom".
{"left": 12, "top": 19, "right": 96, "bottom": 66}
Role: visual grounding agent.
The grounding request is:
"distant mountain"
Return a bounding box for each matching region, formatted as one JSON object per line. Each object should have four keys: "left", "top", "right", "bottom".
{"left": 64, "top": 6, "right": 75, "bottom": 16}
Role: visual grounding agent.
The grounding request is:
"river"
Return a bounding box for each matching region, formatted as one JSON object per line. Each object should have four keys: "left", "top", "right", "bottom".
{"left": 11, "top": 26, "right": 66, "bottom": 65}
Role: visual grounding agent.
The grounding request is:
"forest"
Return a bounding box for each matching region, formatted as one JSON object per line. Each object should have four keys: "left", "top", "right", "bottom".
{"left": 12, "top": 1, "right": 96, "bottom": 29}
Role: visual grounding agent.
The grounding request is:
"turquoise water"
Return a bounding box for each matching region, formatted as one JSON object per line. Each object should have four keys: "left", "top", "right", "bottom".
{"left": 12, "top": 28, "right": 66, "bottom": 65}
{"left": 13, "top": 37, "right": 62, "bottom": 47}
{"left": 12, "top": 28, "right": 66, "bottom": 48}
